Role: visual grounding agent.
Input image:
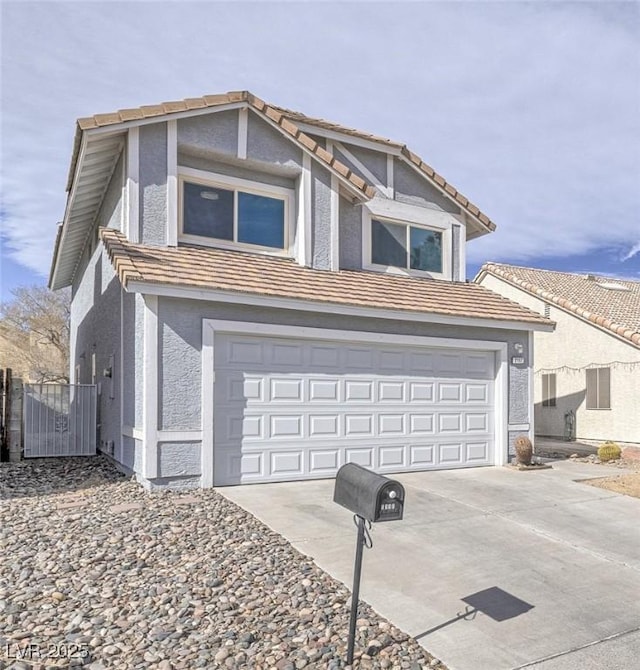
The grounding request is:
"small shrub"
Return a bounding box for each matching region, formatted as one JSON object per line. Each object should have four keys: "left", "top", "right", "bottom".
{"left": 514, "top": 436, "right": 533, "bottom": 465}
{"left": 597, "top": 441, "right": 622, "bottom": 462}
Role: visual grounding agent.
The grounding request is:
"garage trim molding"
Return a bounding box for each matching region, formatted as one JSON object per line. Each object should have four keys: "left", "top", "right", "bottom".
{"left": 201, "top": 319, "right": 509, "bottom": 488}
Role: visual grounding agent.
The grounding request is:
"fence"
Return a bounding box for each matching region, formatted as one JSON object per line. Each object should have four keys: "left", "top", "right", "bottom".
{"left": 23, "top": 383, "right": 97, "bottom": 458}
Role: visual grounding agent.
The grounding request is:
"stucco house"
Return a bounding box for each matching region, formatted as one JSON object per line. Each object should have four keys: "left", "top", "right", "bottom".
{"left": 477, "top": 264, "right": 640, "bottom": 445}
{"left": 49, "top": 90, "right": 552, "bottom": 489}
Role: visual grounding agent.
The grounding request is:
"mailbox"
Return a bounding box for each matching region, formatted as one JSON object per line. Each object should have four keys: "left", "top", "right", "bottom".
{"left": 333, "top": 463, "right": 405, "bottom": 522}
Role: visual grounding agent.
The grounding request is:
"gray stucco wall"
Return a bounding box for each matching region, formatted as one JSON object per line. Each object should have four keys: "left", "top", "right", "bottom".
{"left": 178, "top": 151, "right": 296, "bottom": 189}
{"left": 394, "top": 160, "right": 459, "bottom": 213}
{"left": 247, "top": 113, "right": 302, "bottom": 169}
{"left": 345, "top": 145, "right": 388, "bottom": 185}
{"left": 338, "top": 196, "right": 362, "bottom": 270}
{"left": 311, "top": 162, "right": 332, "bottom": 269}
{"left": 69, "top": 246, "right": 122, "bottom": 457}
{"left": 509, "top": 354, "right": 530, "bottom": 425}
{"left": 158, "top": 441, "right": 201, "bottom": 477}
{"left": 157, "top": 297, "right": 531, "bottom": 434}
{"left": 178, "top": 111, "right": 238, "bottom": 157}
{"left": 158, "top": 306, "right": 200, "bottom": 430}
{"left": 96, "top": 153, "right": 123, "bottom": 232}
{"left": 139, "top": 122, "right": 167, "bottom": 245}
{"left": 452, "top": 224, "right": 461, "bottom": 282}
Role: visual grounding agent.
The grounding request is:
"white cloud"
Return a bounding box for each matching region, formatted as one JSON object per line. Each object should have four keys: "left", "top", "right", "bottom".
{"left": 1, "top": 1, "right": 639, "bottom": 278}
{"left": 622, "top": 242, "right": 640, "bottom": 262}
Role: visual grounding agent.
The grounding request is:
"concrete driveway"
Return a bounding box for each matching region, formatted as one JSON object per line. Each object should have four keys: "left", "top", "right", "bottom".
{"left": 221, "top": 461, "right": 640, "bottom": 670}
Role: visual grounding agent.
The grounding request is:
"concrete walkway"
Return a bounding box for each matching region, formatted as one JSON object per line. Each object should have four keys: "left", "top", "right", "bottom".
{"left": 220, "top": 462, "right": 640, "bottom": 670}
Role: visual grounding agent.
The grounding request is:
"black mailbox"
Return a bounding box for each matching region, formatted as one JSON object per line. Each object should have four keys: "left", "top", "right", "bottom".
{"left": 333, "top": 463, "right": 405, "bottom": 522}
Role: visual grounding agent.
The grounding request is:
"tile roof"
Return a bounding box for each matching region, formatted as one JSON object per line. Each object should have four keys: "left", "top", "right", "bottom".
{"left": 479, "top": 263, "right": 640, "bottom": 347}
{"left": 74, "top": 90, "right": 494, "bottom": 233}
{"left": 270, "top": 104, "right": 495, "bottom": 232}
{"left": 100, "top": 228, "right": 551, "bottom": 327}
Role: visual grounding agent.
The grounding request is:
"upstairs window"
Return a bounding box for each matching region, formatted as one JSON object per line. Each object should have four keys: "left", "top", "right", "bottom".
{"left": 369, "top": 218, "right": 444, "bottom": 274}
{"left": 179, "top": 172, "right": 292, "bottom": 252}
{"left": 586, "top": 367, "right": 610, "bottom": 409}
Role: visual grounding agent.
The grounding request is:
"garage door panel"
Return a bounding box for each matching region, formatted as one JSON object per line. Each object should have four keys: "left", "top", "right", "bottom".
{"left": 310, "top": 448, "right": 340, "bottom": 473}
{"left": 465, "top": 383, "right": 489, "bottom": 403}
{"left": 379, "top": 350, "right": 405, "bottom": 370}
{"left": 310, "top": 345, "right": 340, "bottom": 367}
{"left": 465, "top": 353, "right": 493, "bottom": 377}
{"left": 345, "top": 447, "right": 374, "bottom": 468}
{"left": 270, "top": 415, "right": 303, "bottom": 438}
{"left": 309, "top": 379, "right": 339, "bottom": 401}
{"left": 378, "top": 413, "right": 405, "bottom": 435}
{"left": 378, "top": 381, "right": 404, "bottom": 402}
{"left": 272, "top": 343, "right": 304, "bottom": 366}
{"left": 309, "top": 414, "right": 340, "bottom": 437}
{"left": 345, "top": 347, "right": 374, "bottom": 369}
{"left": 270, "top": 378, "right": 303, "bottom": 401}
{"left": 379, "top": 445, "right": 406, "bottom": 468}
{"left": 438, "top": 382, "right": 463, "bottom": 403}
{"left": 467, "top": 441, "right": 490, "bottom": 462}
{"left": 410, "top": 413, "right": 435, "bottom": 433}
{"left": 345, "top": 414, "right": 374, "bottom": 436}
{"left": 409, "top": 382, "right": 434, "bottom": 401}
{"left": 228, "top": 339, "right": 264, "bottom": 365}
{"left": 345, "top": 380, "right": 374, "bottom": 401}
{"left": 213, "top": 334, "right": 496, "bottom": 484}
{"left": 410, "top": 444, "right": 436, "bottom": 466}
{"left": 439, "top": 442, "right": 463, "bottom": 464}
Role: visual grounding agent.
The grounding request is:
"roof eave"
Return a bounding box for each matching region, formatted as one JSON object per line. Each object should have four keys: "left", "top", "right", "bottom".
{"left": 121, "top": 276, "right": 554, "bottom": 332}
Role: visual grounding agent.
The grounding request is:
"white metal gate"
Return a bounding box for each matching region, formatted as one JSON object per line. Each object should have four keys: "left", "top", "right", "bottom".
{"left": 23, "top": 384, "right": 97, "bottom": 457}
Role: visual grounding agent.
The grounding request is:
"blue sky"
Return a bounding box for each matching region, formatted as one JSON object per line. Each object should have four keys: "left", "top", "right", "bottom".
{"left": 1, "top": 0, "right": 639, "bottom": 301}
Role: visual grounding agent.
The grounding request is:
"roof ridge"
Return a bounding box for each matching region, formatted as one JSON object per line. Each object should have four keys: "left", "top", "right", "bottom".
{"left": 479, "top": 263, "right": 640, "bottom": 347}
{"left": 482, "top": 261, "right": 640, "bottom": 284}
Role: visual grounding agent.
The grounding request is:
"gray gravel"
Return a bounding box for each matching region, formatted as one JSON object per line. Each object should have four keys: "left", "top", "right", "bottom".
{"left": 0, "top": 457, "right": 445, "bottom": 669}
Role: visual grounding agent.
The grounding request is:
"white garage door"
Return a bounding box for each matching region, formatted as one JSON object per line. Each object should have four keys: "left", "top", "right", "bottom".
{"left": 213, "top": 334, "right": 495, "bottom": 485}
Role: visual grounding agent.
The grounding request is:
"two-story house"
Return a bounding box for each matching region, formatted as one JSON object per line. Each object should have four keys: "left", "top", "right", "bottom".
{"left": 49, "top": 91, "right": 552, "bottom": 489}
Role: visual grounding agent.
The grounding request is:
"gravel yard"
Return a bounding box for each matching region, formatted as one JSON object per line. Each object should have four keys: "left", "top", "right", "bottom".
{"left": 0, "top": 457, "right": 444, "bottom": 670}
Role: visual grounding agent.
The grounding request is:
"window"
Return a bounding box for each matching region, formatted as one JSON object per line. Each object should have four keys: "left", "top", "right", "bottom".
{"left": 180, "top": 173, "right": 291, "bottom": 252}
{"left": 370, "top": 219, "right": 443, "bottom": 273}
{"left": 542, "top": 373, "right": 556, "bottom": 407}
{"left": 586, "top": 367, "right": 610, "bottom": 409}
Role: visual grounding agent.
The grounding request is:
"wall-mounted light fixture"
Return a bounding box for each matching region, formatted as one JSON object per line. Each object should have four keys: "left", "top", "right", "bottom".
{"left": 514, "top": 343, "right": 524, "bottom": 354}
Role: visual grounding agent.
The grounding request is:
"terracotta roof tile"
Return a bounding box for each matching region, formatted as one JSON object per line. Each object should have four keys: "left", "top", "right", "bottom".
{"left": 72, "top": 91, "right": 493, "bottom": 231}
{"left": 479, "top": 263, "right": 640, "bottom": 348}
{"left": 100, "top": 229, "right": 551, "bottom": 327}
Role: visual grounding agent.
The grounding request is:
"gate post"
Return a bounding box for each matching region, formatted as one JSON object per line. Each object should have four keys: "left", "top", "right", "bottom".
{"left": 8, "top": 375, "right": 23, "bottom": 462}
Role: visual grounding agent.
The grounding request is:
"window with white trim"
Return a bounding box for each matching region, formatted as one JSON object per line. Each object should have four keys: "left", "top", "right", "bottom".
{"left": 586, "top": 367, "right": 610, "bottom": 409}
{"left": 363, "top": 211, "right": 450, "bottom": 279}
{"left": 371, "top": 218, "right": 443, "bottom": 272}
{"left": 178, "top": 171, "right": 293, "bottom": 254}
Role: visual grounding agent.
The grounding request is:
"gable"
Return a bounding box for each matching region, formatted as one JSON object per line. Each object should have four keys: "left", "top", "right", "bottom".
{"left": 51, "top": 90, "right": 498, "bottom": 290}
{"left": 394, "top": 160, "right": 460, "bottom": 215}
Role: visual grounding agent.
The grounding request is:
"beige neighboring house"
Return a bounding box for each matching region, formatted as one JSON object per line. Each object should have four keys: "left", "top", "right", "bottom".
{"left": 477, "top": 263, "right": 640, "bottom": 445}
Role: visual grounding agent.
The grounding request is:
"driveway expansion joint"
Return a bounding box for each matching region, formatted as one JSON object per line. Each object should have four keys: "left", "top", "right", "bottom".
{"left": 510, "top": 625, "right": 640, "bottom": 669}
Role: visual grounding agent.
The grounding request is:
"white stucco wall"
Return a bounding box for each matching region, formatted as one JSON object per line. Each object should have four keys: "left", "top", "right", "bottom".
{"left": 480, "top": 275, "right": 640, "bottom": 444}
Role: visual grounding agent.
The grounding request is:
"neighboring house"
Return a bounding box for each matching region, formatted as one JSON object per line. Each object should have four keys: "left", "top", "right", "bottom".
{"left": 477, "top": 264, "right": 640, "bottom": 445}
{"left": 49, "top": 90, "right": 552, "bottom": 489}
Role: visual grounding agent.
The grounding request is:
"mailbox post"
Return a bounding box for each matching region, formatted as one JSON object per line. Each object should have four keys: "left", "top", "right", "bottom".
{"left": 333, "top": 464, "right": 405, "bottom": 665}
